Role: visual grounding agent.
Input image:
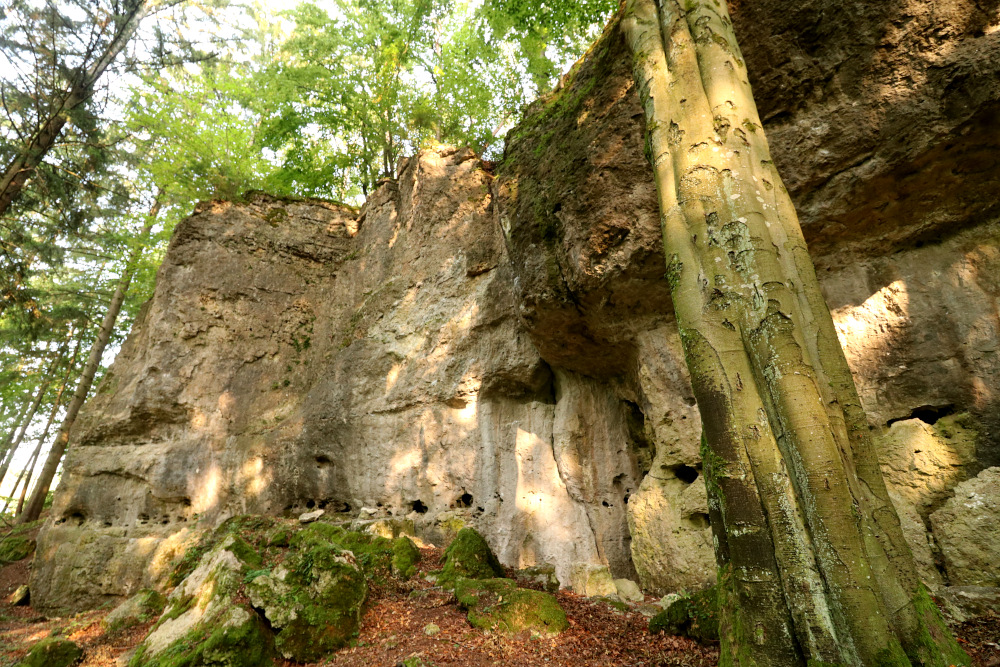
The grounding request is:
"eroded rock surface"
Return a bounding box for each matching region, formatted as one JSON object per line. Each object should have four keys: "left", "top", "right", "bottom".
{"left": 31, "top": 0, "right": 1000, "bottom": 609}
{"left": 931, "top": 467, "right": 1000, "bottom": 586}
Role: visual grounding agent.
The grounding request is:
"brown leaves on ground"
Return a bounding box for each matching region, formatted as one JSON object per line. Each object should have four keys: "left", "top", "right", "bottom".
{"left": 0, "top": 541, "right": 995, "bottom": 667}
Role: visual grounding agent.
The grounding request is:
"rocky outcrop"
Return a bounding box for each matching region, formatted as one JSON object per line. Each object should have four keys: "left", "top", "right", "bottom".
{"left": 930, "top": 467, "right": 1000, "bottom": 586}
{"left": 30, "top": 0, "right": 1000, "bottom": 610}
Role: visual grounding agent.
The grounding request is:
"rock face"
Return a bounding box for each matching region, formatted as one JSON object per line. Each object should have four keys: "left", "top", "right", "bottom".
{"left": 930, "top": 467, "right": 1000, "bottom": 586}
{"left": 31, "top": 0, "right": 1000, "bottom": 609}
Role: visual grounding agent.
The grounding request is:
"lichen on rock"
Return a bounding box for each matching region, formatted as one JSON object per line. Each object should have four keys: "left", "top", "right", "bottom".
{"left": 129, "top": 534, "right": 273, "bottom": 667}
{"left": 453, "top": 577, "right": 569, "bottom": 636}
{"left": 247, "top": 530, "right": 368, "bottom": 662}
{"left": 648, "top": 586, "right": 719, "bottom": 643}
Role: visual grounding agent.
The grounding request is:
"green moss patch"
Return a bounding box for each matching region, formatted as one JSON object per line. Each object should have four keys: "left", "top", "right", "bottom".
{"left": 0, "top": 536, "right": 34, "bottom": 565}
{"left": 649, "top": 586, "right": 719, "bottom": 643}
{"left": 129, "top": 606, "right": 272, "bottom": 667}
{"left": 454, "top": 577, "right": 568, "bottom": 636}
{"left": 246, "top": 543, "right": 367, "bottom": 662}
{"left": 439, "top": 528, "right": 503, "bottom": 587}
{"left": 16, "top": 637, "right": 82, "bottom": 667}
{"left": 392, "top": 537, "right": 421, "bottom": 580}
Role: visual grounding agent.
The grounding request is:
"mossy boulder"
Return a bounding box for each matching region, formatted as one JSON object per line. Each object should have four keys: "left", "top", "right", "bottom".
{"left": 439, "top": 528, "right": 503, "bottom": 587}
{"left": 16, "top": 637, "right": 82, "bottom": 667}
{"left": 392, "top": 536, "right": 421, "bottom": 579}
{"left": 649, "top": 586, "right": 719, "bottom": 643}
{"left": 103, "top": 589, "right": 167, "bottom": 634}
{"left": 129, "top": 534, "right": 273, "bottom": 667}
{"left": 246, "top": 540, "right": 367, "bottom": 662}
{"left": 0, "top": 536, "right": 35, "bottom": 565}
{"left": 454, "top": 577, "right": 569, "bottom": 636}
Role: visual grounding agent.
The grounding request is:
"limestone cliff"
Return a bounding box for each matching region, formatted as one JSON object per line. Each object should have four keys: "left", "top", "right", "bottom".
{"left": 31, "top": 0, "right": 1000, "bottom": 611}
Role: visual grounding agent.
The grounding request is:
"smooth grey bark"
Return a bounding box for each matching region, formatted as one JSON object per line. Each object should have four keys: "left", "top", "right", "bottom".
{"left": 622, "top": 1, "right": 969, "bottom": 665}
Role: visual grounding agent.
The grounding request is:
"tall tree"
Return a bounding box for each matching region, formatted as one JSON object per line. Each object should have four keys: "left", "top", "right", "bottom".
{"left": 0, "top": 0, "right": 149, "bottom": 221}
{"left": 622, "top": 1, "right": 968, "bottom": 665}
{"left": 19, "top": 199, "right": 160, "bottom": 523}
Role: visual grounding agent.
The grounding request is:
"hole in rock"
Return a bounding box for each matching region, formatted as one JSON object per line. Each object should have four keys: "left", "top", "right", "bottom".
{"left": 306, "top": 499, "right": 316, "bottom": 509}
{"left": 339, "top": 502, "right": 352, "bottom": 513}
{"left": 624, "top": 493, "right": 631, "bottom": 505}
{"left": 674, "top": 465, "right": 699, "bottom": 484}
{"left": 686, "top": 512, "right": 711, "bottom": 530}
{"left": 602, "top": 500, "right": 612, "bottom": 508}
{"left": 315, "top": 455, "right": 332, "bottom": 465}
{"left": 887, "top": 404, "right": 955, "bottom": 427}
{"left": 410, "top": 500, "right": 428, "bottom": 514}
{"left": 455, "top": 492, "right": 473, "bottom": 508}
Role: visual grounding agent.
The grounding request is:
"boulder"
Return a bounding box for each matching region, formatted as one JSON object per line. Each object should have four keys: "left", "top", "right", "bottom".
{"left": 7, "top": 585, "right": 28, "bottom": 606}
{"left": 128, "top": 534, "right": 272, "bottom": 667}
{"left": 649, "top": 586, "right": 719, "bottom": 643}
{"left": 16, "top": 637, "right": 82, "bottom": 667}
{"left": 454, "top": 578, "right": 568, "bottom": 636}
{"left": 569, "top": 563, "right": 617, "bottom": 597}
{"left": 878, "top": 415, "right": 978, "bottom": 518}
{"left": 515, "top": 563, "right": 559, "bottom": 594}
{"left": 0, "top": 536, "right": 34, "bottom": 565}
{"left": 102, "top": 589, "right": 167, "bottom": 634}
{"left": 439, "top": 528, "right": 503, "bottom": 587}
{"left": 930, "top": 467, "right": 1000, "bottom": 587}
{"left": 392, "top": 536, "right": 421, "bottom": 580}
{"left": 933, "top": 586, "right": 1000, "bottom": 625}
{"left": 246, "top": 536, "right": 367, "bottom": 662}
{"left": 614, "top": 578, "right": 644, "bottom": 603}
{"left": 888, "top": 490, "right": 944, "bottom": 588}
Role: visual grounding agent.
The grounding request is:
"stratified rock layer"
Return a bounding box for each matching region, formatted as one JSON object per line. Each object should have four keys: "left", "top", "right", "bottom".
{"left": 31, "top": 0, "right": 1000, "bottom": 610}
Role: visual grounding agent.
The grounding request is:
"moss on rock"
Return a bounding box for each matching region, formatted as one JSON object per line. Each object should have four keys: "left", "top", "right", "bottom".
{"left": 102, "top": 589, "right": 167, "bottom": 634}
{"left": 454, "top": 577, "right": 569, "bottom": 636}
{"left": 246, "top": 542, "right": 367, "bottom": 662}
{"left": 439, "top": 528, "right": 503, "bottom": 587}
{"left": 16, "top": 637, "right": 82, "bottom": 667}
{"left": 0, "top": 536, "right": 34, "bottom": 565}
{"left": 130, "top": 534, "right": 274, "bottom": 667}
{"left": 392, "top": 536, "right": 421, "bottom": 580}
{"left": 649, "top": 586, "right": 719, "bottom": 643}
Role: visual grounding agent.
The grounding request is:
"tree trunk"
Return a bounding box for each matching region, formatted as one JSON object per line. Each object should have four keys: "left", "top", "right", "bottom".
{"left": 3, "top": 337, "right": 80, "bottom": 516}
{"left": 0, "top": 347, "right": 64, "bottom": 480}
{"left": 622, "top": 1, "right": 968, "bottom": 665}
{"left": 18, "top": 203, "right": 159, "bottom": 524}
{"left": 0, "top": 1, "right": 149, "bottom": 220}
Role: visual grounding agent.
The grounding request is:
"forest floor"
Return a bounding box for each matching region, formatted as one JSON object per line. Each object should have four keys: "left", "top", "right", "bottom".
{"left": 0, "top": 528, "right": 994, "bottom": 667}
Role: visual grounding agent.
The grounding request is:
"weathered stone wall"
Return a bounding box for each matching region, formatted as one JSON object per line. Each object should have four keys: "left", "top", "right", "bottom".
{"left": 31, "top": 0, "right": 1000, "bottom": 610}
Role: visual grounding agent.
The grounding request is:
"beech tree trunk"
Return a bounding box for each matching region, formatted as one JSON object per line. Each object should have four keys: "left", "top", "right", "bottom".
{"left": 622, "top": 1, "right": 968, "bottom": 665}
{"left": 19, "top": 204, "right": 159, "bottom": 523}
